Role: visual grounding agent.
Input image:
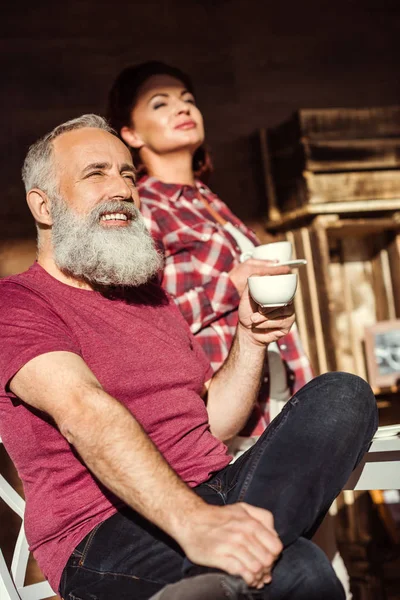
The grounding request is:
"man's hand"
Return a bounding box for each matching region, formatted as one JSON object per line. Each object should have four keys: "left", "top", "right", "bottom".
{"left": 238, "top": 285, "right": 295, "bottom": 347}
{"left": 229, "top": 260, "right": 290, "bottom": 296}
{"left": 176, "top": 503, "right": 283, "bottom": 589}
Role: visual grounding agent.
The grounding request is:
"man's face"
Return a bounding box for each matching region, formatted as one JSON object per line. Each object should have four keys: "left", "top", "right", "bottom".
{"left": 48, "top": 127, "right": 162, "bottom": 287}
{"left": 53, "top": 127, "right": 140, "bottom": 219}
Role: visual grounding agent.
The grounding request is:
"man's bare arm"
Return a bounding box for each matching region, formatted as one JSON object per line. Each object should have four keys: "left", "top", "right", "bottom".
{"left": 10, "top": 350, "right": 281, "bottom": 588}
{"left": 206, "top": 287, "right": 295, "bottom": 441}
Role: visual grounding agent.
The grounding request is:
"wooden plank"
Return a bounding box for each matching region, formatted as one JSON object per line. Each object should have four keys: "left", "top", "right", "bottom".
{"left": 371, "top": 233, "right": 391, "bottom": 322}
{"left": 285, "top": 230, "right": 311, "bottom": 363}
{"left": 309, "top": 217, "right": 338, "bottom": 372}
{"left": 267, "top": 106, "right": 400, "bottom": 151}
{"left": 330, "top": 258, "right": 356, "bottom": 373}
{"left": 340, "top": 238, "right": 374, "bottom": 380}
{"left": 387, "top": 233, "right": 400, "bottom": 318}
{"left": 258, "top": 128, "right": 282, "bottom": 223}
{"left": 303, "top": 170, "right": 400, "bottom": 204}
{"left": 271, "top": 138, "right": 400, "bottom": 176}
{"left": 380, "top": 248, "right": 396, "bottom": 321}
{"left": 265, "top": 201, "right": 400, "bottom": 230}
{"left": 290, "top": 228, "right": 322, "bottom": 374}
{"left": 324, "top": 216, "right": 400, "bottom": 238}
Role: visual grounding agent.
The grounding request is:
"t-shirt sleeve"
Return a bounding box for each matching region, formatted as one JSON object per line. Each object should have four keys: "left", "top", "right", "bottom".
{"left": 0, "top": 282, "right": 81, "bottom": 393}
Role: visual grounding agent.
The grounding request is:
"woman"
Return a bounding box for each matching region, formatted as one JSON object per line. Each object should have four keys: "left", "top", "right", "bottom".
{"left": 106, "top": 63, "right": 353, "bottom": 599}
{"left": 107, "top": 61, "right": 313, "bottom": 436}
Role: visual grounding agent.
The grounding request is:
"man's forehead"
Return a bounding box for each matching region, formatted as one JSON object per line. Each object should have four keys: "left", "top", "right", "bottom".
{"left": 53, "top": 127, "right": 133, "bottom": 169}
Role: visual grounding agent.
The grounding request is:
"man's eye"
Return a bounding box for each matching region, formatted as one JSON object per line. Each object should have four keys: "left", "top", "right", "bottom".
{"left": 185, "top": 98, "right": 196, "bottom": 105}
{"left": 87, "top": 171, "right": 103, "bottom": 178}
{"left": 123, "top": 174, "right": 136, "bottom": 183}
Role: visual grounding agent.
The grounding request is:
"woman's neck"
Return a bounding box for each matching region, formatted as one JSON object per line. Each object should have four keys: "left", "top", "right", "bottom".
{"left": 142, "top": 149, "right": 195, "bottom": 186}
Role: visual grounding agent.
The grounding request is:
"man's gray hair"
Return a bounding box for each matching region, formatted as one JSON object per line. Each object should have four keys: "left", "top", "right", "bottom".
{"left": 21, "top": 114, "right": 116, "bottom": 196}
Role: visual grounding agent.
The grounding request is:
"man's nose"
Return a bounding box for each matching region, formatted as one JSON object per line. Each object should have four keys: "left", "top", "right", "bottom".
{"left": 108, "top": 175, "right": 134, "bottom": 201}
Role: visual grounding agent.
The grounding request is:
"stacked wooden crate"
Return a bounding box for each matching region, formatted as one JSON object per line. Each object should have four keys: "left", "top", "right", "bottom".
{"left": 260, "top": 106, "right": 400, "bottom": 389}
{"left": 261, "top": 105, "right": 400, "bottom": 224}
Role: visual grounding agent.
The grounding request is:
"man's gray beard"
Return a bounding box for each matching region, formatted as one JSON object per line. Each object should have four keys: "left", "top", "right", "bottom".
{"left": 50, "top": 195, "right": 163, "bottom": 287}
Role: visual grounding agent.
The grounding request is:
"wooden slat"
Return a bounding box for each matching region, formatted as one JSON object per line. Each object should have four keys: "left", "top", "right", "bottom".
{"left": 271, "top": 138, "right": 400, "bottom": 176}
{"left": 258, "top": 128, "right": 282, "bottom": 223}
{"left": 388, "top": 233, "right": 400, "bottom": 318}
{"left": 265, "top": 201, "right": 400, "bottom": 230}
{"left": 285, "top": 230, "right": 311, "bottom": 363}
{"left": 331, "top": 259, "right": 355, "bottom": 373}
{"left": 291, "top": 228, "right": 322, "bottom": 374}
{"left": 267, "top": 106, "right": 400, "bottom": 151}
{"left": 371, "top": 233, "right": 391, "bottom": 322}
{"left": 340, "top": 238, "right": 373, "bottom": 380}
{"left": 309, "top": 216, "right": 338, "bottom": 372}
{"left": 301, "top": 225, "right": 329, "bottom": 373}
{"left": 303, "top": 170, "right": 400, "bottom": 204}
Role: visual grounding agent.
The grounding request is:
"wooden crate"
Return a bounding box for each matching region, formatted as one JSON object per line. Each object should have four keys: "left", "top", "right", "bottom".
{"left": 268, "top": 106, "right": 400, "bottom": 144}
{"left": 260, "top": 106, "right": 400, "bottom": 223}
{"left": 286, "top": 214, "right": 400, "bottom": 388}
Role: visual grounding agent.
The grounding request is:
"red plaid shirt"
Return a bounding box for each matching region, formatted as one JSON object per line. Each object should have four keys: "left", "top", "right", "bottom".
{"left": 139, "top": 176, "right": 313, "bottom": 433}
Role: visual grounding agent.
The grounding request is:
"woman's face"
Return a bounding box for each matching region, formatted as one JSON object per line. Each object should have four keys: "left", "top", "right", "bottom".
{"left": 126, "top": 74, "right": 205, "bottom": 156}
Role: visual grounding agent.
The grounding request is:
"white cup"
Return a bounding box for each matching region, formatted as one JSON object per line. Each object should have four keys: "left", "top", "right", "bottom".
{"left": 248, "top": 273, "right": 297, "bottom": 307}
{"left": 240, "top": 241, "right": 292, "bottom": 264}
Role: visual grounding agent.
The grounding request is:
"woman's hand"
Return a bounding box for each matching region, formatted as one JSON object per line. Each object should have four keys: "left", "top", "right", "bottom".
{"left": 229, "top": 260, "right": 290, "bottom": 296}
{"left": 238, "top": 285, "right": 295, "bottom": 347}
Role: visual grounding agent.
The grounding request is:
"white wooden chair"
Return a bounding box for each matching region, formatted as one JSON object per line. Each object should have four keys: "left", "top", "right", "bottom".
{"left": 0, "top": 435, "right": 56, "bottom": 600}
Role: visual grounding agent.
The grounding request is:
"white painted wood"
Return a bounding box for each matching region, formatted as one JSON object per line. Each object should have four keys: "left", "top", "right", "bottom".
{"left": 345, "top": 435, "right": 400, "bottom": 490}
{"left": 0, "top": 436, "right": 56, "bottom": 599}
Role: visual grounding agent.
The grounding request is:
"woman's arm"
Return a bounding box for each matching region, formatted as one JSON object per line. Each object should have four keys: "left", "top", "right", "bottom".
{"left": 141, "top": 201, "right": 289, "bottom": 335}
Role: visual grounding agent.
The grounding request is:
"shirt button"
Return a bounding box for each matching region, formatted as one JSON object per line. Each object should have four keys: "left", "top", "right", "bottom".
{"left": 201, "top": 234, "right": 209, "bottom": 241}
{"left": 280, "top": 344, "right": 287, "bottom": 350}
{"left": 199, "top": 186, "right": 206, "bottom": 193}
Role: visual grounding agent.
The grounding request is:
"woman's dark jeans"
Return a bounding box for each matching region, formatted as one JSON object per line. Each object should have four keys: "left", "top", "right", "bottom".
{"left": 60, "top": 372, "right": 378, "bottom": 600}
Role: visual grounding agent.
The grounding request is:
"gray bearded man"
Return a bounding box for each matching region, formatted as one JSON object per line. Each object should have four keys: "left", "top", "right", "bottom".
{"left": 0, "top": 115, "right": 377, "bottom": 600}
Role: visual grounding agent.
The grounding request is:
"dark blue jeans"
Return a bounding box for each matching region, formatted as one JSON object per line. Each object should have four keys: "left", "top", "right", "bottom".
{"left": 60, "top": 373, "right": 378, "bottom": 600}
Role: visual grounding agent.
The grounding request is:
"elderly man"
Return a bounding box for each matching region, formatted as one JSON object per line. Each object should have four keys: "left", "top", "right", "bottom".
{"left": 0, "top": 115, "right": 377, "bottom": 600}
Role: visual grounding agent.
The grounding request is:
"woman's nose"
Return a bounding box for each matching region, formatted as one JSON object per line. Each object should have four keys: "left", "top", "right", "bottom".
{"left": 175, "top": 100, "right": 191, "bottom": 115}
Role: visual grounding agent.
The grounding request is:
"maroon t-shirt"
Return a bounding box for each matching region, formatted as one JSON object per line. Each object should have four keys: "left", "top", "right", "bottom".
{"left": 0, "top": 263, "right": 231, "bottom": 592}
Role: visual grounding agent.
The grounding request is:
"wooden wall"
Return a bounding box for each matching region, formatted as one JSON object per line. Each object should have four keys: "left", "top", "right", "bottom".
{"left": 1, "top": 0, "right": 400, "bottom": 258}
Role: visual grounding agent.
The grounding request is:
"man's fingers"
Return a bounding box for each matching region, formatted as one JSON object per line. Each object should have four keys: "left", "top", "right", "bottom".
{"left": 239, "top": 503, "right": 276, "bottom": 532}
{"left": 220, "top": 555, "right": 261, "bottom": 587}
{"left": 258, "top": 302, "right": 294, "bottom": 318}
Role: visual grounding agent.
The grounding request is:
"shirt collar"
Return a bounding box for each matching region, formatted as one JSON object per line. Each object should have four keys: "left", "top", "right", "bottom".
{"left": 139, "top": 175, "right": 211, "bottom": 203}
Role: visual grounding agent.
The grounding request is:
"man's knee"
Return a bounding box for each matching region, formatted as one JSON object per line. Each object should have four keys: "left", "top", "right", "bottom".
{"left": 271, "top": 538, "right": 345, "bottom": 599}
{"left": 307, "top": 372, "right": 376, "bottom": 419}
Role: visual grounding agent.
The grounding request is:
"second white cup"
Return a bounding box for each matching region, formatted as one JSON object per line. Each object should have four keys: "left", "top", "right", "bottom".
{"left": 240, "top": 241, "right": 292, "bottom": 264}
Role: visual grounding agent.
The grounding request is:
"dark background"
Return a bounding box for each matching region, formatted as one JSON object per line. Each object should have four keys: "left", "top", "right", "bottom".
{"left": 1, "top": 0, "right": 400, "bottom": 241}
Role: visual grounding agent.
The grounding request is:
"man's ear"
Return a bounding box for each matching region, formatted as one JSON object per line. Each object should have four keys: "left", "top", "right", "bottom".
{"left": 120, "top": 126, "right": 144, "bottom": 150}
{"left": 26, "top": 189, "right": 53, "bottom": 226}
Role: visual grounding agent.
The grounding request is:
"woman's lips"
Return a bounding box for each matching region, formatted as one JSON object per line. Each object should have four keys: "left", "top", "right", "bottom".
{"left": 174, "top": 121, "right": 196, "bottom": 130}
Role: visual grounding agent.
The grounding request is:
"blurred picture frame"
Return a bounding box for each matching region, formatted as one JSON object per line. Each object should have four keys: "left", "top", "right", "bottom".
{"left": 365, "top": 320, "right": 400, "bottom": 390}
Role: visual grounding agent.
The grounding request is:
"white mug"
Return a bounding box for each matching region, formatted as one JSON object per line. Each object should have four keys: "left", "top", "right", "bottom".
{"left": 240, "top": 241, "right": 292, "bottom": 264}
{"left": 248, "top": 273, "right": 297, "bottom": 307}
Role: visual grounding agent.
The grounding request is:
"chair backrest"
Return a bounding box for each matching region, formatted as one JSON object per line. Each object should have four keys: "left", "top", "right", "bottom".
{"left": 0, "top": 435, "right": 56, "bottom": 600}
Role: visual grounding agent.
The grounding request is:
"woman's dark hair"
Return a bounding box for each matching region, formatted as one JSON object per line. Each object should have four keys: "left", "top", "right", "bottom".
{"left": 107, "top": 61, "right": 212, "bottom": 180}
